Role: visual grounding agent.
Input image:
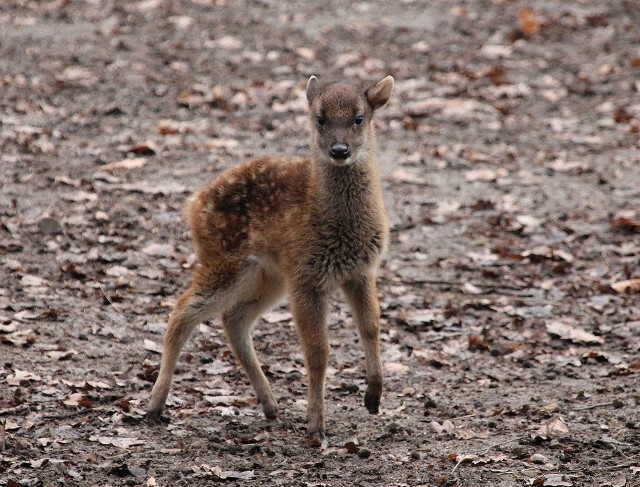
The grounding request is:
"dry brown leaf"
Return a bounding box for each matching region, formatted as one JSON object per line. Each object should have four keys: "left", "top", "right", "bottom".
{"left": 125, "top": 141, "right": 158, "bottom": 155}
{"left": 63, "top": 393, "right": 95, "bottom": 408}
{"left": 519, "top": 7, "right": 541, "bottom": 38}
{"left": 613, "top": 217, "right": 640, "bottom": 232}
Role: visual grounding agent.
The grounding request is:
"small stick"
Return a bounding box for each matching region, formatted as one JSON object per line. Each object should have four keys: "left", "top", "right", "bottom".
{"left": 395, "top": 278, "right": 527, "bottom": 291}
{"left": 42, "top": 408, "right": 97, "bottom": 421}
{"left": 572, "top": 401, "right": 615, "bottom": 411}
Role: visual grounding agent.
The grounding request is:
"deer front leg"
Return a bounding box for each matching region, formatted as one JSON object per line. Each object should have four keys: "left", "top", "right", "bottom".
{"left": 290, "top": 287, "right": 329, "bottom": 446}
{"left": 342, "top": 274, "right": 383, "bottom": 414}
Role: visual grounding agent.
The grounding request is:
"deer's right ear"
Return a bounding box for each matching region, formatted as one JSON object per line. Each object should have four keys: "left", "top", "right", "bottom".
{"left": 306, "top": 75, "right": 319, "bottom": 104}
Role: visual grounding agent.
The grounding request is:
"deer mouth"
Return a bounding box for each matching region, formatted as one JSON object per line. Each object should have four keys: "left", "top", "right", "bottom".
{"left": 328, "top": 155, "right": 353, "bottom": 167}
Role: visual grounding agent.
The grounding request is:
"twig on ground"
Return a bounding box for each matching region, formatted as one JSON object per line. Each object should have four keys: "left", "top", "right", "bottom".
{"left": 42, "top": 408, "right": 97, "bottom": 421}
{"left": 572, "top": 401, "right": 615, "bottom": 411}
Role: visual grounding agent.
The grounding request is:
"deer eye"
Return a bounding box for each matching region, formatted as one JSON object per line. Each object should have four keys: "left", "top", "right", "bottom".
{"left": 354, "top": 115, "right": 364, "bottom": 126}
{"left": 316, "top": 116, "right": 325, "bottom": 127}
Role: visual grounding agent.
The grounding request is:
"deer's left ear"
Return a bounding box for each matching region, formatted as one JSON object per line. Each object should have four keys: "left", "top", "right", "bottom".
{"left": 306, "top": 75, "right": 320, "bottom": 104}
{"left": 365, "top": 75, "right": 394, "bottom": 110}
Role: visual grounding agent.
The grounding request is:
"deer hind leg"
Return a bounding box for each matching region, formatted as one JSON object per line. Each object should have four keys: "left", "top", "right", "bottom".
{"left": 341, "top": 273, "right": 383, "bottom": 414}
{"left": 147, "top": 262, "right": 247, "bottom": 420}
{"left": 221, "top": 268, "right": 285, "bottom": 419}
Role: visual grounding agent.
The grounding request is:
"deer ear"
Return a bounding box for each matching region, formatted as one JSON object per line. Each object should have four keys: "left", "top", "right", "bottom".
{"left": 306, "top": 75, "right": 319, "bottom": 104}
{"left": 365, "top": 75, "right": 394, "bottom": 110}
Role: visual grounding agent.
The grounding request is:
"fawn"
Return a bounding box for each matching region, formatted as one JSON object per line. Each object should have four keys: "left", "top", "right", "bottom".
{"left": 147, "top": 75, "right": 394, "bottom": 445}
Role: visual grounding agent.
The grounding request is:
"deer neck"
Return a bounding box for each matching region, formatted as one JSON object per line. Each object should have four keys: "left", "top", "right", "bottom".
{"left": 312, "top": 153, "right": 383, "bottom": 224}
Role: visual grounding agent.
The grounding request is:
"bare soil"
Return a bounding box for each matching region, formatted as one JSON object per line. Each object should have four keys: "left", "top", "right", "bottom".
{"left": 1, "top": 1, "right": 639, "bottom": 486}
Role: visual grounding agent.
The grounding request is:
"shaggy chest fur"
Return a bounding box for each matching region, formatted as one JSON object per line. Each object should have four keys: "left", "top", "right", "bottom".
{"left": 304, "top": 218, "right": 385, "bottom": 285}
{"left": 301, "top": 165, "right": 388, "bottom": 286}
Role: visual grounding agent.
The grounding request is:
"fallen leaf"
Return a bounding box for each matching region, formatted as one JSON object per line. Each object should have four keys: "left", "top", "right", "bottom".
{"left": 613, "top": 217, "right": 640, "bottom": 232}
{"left": 93, "top": 436, "right": 145, "bottom": 449}
{"left": 7, "top": 369, "right": 42, "bottom": 385}
{"left": 455, "top": 428, "right": 490, "bottom": 440}
{"left": 519, "top": 7, "right": 540, "bottom": 37}
{"left": 101, "top": 157, "right": 148, "bottom": 171}
{"left": 462, "top": 282, "right": 483, "bottom": 294}
{"left": 465, "top": 168, "right": 501, "bottom": 182}
{"left": 262, "top": 310, "right": 292, "bottom": 323}
{"left": 142, "top": 243, "right": 174, "bottom": 257}
{"left": 546, "top": 321, "right": 604, "bottom": 345}
{"left": 62, "top": 190, "right": 98, "bottom": 202}
{"left": 115, "top": 181, "right": 187, "bottom": 195}
{"left": 215, "top": 35, "right": 243, "bottom": 50}
{"left": 542, "top": 473, "right": 573, "bottom": 486}
{"left": 295, "top": 47, "right": 315, "bottom": 60}
{"left": 143, "top": 339, "right": 162, "bottom": 354}
{"left": 516, "top": 214, "right": 542, "bottom": 229}
{"left": 611, "top": 279, "right": 640, "bottom": 294}
{"left": 203, "top": 395, "right": 252, "bottom": 406}
{"left": 388, "top": 169, "right": 429, "bottom": 185}
{"left": 472, "top": 453, "right": 508, "bottom": 464}
{"left": 530, "top": 453, "right": 551, "bottom": 464}
{"left": 480, "top": 44, "right": 513, "bottom": 59}
{"left": 63, "top": 393, "right": 95, "bottom": 408}
{"left": 431, "top": 420, "right": 455, "bottom": 435}
{"left": 535, "top": 416, "right": 570, "bottom": 438}
{"left": 46, "top": 350, "right": 78, "bottom": 360}
{"left": 21, "top": 275, "right": 44, "bottom": 287}
{"left": 106, "top": 266, "right": 131, "bottom": 277}
{"left": 606, "top": 475, "right": 627, "bottom": 487}
{"left": 123, "top": 141, "right": 158, "bottom": 155}
{"left": 0, "top": 323, "right": 17, "bottom": 333}
{"left": 384, "top": 362, "right": 409, "bottom": 375}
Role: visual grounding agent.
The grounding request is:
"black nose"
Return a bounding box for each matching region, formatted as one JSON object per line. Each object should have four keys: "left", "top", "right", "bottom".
{"left": 329, "top": 143, "right": 351, "bottom": 159}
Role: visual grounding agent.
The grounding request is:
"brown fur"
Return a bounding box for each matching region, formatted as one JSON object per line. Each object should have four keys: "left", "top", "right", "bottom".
{"left": 147, "top": 75, "right": 395, "bottom": 444}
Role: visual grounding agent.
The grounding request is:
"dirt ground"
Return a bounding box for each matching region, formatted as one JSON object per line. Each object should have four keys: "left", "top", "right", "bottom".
{"left": 1, "top": 0, "right": 639, "bottom": 486}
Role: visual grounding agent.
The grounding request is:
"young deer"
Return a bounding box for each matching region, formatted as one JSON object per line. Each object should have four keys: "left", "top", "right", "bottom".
{"left": 147, "top": 75, "right": 394, "bottom": 445}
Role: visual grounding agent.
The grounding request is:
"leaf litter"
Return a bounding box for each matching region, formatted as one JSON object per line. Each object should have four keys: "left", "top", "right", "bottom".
{"left": 1, "top": 0, "right": 639, "bottom": 486}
